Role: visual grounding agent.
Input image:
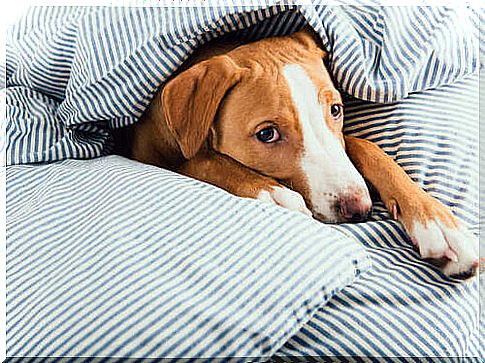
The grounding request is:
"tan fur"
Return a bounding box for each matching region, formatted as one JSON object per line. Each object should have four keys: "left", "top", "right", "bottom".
{"left": 118, "top": 29, "right": 484, "bottom": 274}
{"left": 124, "top": 28, "right": 452, "bottom": 223}
{"left": 180, "top": 150, "right": 280, "bottom": 198}
{"left": 117, "top": 27, "right": 480, "bottom": 277}
{"left": 344, "top": 136, "right": 458, "bottom": 231}
{"left": 128, "top": 28, "right": 333, "bottom": 205}
{"left": 121, "top": 28, "right": 445, "bottom": 225}
{"left": 163, "top": 56, "right": 243, "bottom": 160}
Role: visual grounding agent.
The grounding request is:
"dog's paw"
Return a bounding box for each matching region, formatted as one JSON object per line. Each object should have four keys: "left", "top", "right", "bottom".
{"left": 258, "top": 186, "right": 312, "bottom": 217}
{"left": 409, "top": 219, "right": 480, "bottom": 279}
{"left": 394, "top": 192, "right": 481, "bottom": 279}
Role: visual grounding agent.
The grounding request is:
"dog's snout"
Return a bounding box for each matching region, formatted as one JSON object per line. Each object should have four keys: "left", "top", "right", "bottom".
{"left": 338, "top": 190, "right": 372, "bottom": 222}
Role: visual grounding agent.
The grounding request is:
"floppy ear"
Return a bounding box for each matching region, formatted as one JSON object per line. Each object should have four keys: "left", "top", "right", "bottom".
{"left": 162, "top": 55, "right": 242, "bottom": 159}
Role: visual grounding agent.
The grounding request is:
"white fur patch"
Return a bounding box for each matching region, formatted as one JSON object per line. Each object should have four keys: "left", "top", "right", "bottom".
{"left": 257, "top": 186, "right": 312, "bottom": 216}
{"left": 411, "top": 219, "right": 479, "bottom": 277}
{"left": 282, "top": 64, "right": 369, "bottom": 220}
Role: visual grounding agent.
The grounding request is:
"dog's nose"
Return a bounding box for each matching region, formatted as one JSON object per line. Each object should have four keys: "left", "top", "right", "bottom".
{"left": 338, "top": 191, "right": 372, "bottom": 222}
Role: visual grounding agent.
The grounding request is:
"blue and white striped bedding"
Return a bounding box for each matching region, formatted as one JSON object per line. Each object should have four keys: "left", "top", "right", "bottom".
{"left": 5, "top": 2, "right": 483, "bottom": 361}
{"left": 6, "top": 156, "right": 370, "bottom": 359}
{"left": 279, "top": 74, "right": 481, "bottom": 359}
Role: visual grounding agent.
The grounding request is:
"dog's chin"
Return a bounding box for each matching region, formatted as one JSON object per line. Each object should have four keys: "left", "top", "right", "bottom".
{"left": 311, "top": 211, "right": 348, "bottom": 224}
{"left": 311, "top": 210, "right": 371, "bottom": 224}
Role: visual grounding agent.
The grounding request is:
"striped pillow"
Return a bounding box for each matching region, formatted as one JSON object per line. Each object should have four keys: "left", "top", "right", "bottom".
{"left": 6, "top": 156, "right": 370, "bottom": 359}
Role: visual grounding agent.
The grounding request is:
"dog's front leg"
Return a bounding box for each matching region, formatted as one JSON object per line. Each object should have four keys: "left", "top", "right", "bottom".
{"left": 178, "top": 150, "right": 312, "bottom": 217}
{"left": 345, "top": 136, "right": 481, "bottom": 278}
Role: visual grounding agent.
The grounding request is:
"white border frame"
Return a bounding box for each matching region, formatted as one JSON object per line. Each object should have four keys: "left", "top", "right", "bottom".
{"left": 1, "top": 1, "right": 482, "bottom": 361}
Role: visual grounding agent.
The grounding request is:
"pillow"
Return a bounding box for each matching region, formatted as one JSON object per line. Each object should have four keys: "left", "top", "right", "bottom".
{"left": 6, "top": 156, "right": 370, "bottom": 359}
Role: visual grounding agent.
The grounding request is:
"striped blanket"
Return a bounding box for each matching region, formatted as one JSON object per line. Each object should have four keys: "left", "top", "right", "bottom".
{"left": 5, "top": 3, "right": 483, "bottom": 361}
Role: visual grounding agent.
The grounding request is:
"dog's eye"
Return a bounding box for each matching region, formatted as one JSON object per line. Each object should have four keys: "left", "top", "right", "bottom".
{"left": 330, "top": 104, "right": 343, "bottom": 119}
{"left": 256, "top": 127, "right": 280, "bottom": 143}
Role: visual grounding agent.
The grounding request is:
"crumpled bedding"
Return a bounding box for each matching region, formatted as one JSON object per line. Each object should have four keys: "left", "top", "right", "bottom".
{"left": 5, "top": 2, "right": 483, "bottom": 361}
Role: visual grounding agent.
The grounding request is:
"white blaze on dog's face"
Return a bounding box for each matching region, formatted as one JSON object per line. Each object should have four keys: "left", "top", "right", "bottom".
{"left": 282, "top": 63, "right": 371, "bottom": 222}
{"left": 210, "top": 30, "right": 372, "bottom": 222}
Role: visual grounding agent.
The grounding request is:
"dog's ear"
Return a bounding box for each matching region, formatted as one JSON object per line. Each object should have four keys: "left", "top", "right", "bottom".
{"left": 162, "top": 55, "right": 242, "bottom": 159}
{"left": 291, "top": 26, "right": 327, "bottom": 59}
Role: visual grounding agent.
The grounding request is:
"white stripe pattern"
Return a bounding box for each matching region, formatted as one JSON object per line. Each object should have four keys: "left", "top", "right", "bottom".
{"left": 277, "top": 74, "right": 481, "bottom": 359}
{"left": 5, "top": 4, "right": 480, "bottom": 165}
{"left": 6, "top": 156, "right": 369, "bottom": 359}
{"left": 5, "top": 2, "right": 483, "bottom": 361}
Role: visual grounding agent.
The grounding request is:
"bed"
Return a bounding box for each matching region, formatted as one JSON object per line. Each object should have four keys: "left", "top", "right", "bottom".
{"left": 5, "top": 3, "right": 483, "bottom": 361}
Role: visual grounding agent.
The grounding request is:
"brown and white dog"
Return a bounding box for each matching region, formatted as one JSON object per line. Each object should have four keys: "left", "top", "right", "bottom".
{"left": 116, "top": 28, "right": 482, "bottom": 278}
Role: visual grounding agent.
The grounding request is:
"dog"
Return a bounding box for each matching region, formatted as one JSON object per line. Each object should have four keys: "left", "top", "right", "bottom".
{"left": 115, "top": 27, "right": 481, "bottom": 279}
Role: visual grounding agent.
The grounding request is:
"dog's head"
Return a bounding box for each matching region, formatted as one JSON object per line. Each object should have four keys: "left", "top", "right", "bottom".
{"left": 162, "top": 28, "right": 371, "bottom": 223}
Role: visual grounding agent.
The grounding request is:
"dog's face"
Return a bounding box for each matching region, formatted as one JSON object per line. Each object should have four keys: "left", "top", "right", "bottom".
{"left": 162, "top": 29, "right": 371, "bottom": 223}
